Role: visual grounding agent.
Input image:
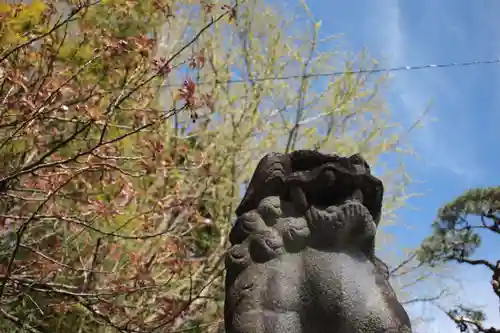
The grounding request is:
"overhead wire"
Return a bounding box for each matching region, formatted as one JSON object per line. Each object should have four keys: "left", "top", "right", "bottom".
{"left": 161, "top": 58, "right": 500, "bottom": 87}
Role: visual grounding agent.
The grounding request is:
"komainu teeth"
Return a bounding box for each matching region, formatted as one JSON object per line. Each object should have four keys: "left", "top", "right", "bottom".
{"left": 350, "top": 189, "right": 364, "bottom": 203}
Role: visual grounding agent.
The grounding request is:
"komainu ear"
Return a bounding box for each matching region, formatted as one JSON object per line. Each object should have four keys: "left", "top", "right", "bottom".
{"left": 235, "top": 152, "right": 291, "bottom": 217}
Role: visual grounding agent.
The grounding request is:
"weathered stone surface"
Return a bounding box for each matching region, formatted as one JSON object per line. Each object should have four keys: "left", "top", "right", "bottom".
{"left": 224, "top": 150, "right": 412, "bottom": 333}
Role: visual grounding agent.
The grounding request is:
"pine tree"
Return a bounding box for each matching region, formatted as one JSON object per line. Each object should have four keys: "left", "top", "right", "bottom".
{"left": 417, "top": 187, "right": 500, "bottom": 333}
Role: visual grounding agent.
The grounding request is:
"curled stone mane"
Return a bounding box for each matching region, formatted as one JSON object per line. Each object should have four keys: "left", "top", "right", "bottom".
{"left": 224, "top": 150, "right": 412, "bottom": 333}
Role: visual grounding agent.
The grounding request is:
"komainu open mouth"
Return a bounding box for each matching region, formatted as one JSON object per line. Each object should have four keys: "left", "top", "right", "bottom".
{"left": 286, "top": 164, "right": 383, "bottom": 223}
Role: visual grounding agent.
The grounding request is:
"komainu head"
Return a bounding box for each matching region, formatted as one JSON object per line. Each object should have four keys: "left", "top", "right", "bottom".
{"left": 226, "top": 150, "right": 384, "bottom": 280}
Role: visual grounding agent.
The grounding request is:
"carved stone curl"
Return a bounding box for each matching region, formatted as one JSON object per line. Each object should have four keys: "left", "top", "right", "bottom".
{"left": 224, "top": 150, "right": 412, "bottom": 333}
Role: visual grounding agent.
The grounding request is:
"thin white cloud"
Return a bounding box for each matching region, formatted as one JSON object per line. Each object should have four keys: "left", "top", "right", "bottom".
{"left": 366, "top": 1, "right": 485, "bottom": 183}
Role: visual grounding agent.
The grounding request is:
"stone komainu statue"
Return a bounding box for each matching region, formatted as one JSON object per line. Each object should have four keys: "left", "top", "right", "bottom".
{"left": 224, "top": 150, "right": 412, "bottom": 333}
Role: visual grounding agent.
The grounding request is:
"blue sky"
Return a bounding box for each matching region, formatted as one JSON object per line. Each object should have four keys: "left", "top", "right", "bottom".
{"left": 298, "top": 1, "right": 500, "bottom": 332}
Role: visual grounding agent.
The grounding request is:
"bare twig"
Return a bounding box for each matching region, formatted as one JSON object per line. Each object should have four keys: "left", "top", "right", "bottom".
{"left": 0, "top": 308, "right": 51, "bottom": 333}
